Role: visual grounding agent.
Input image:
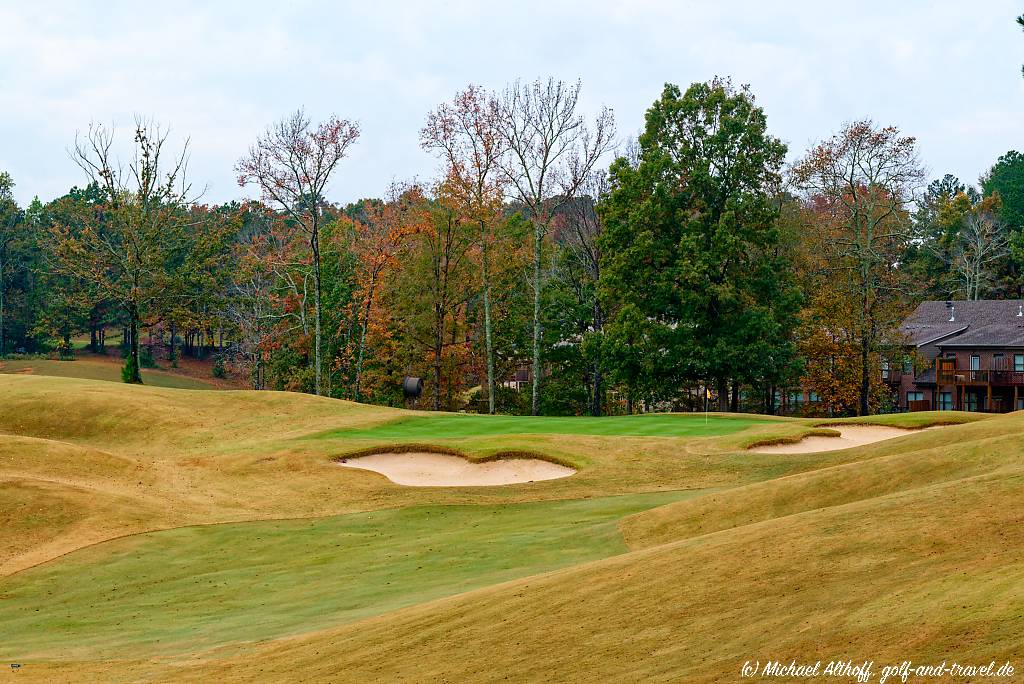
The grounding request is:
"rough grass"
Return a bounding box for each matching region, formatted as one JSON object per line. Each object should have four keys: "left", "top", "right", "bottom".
{"left": 0, "top": 357, "right": 219, "bottom": 390}
{"left": 0, "top": 374, "right": 1015, "bottom": 682}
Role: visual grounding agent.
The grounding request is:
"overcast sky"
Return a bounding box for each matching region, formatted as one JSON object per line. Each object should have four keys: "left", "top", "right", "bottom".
{"left": 1, "top": 1, "right": 1022, "bottom": 207}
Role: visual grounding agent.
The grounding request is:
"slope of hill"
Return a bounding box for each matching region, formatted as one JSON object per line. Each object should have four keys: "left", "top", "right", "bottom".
{"left": 0, "top": 373, "right": 1007, "bottom": 682}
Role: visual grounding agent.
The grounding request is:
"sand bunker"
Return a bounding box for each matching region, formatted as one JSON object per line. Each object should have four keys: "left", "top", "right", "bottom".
{"left": 337, "top": 452, "right": 576, "bottom": 487}
{"left": 751, "top": 425, "right": 941, "bottom": 454}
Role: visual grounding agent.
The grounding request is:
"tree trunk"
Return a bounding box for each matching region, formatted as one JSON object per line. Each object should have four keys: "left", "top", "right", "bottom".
{"left": 62, "top": 320, "right": 72, "bottom": 356}
{"left": 591, "top": 364, "right": 603, "bottom": 417}
{"left": 481, "top": 221, "right": 496, "bottom": 415}
{"left": 169, "top": 321, "right": 177, "bottom": 365}
{"left": 447, "top": 312, "right": 457, "bottom": 409}
{"left": 531, "top": 224, "right": 542, "bottom": 416}
{"left": 860, "top": 284, "right": 871, "bottom": 416}
{"left": 126, "top": 307, "right": 143, "bottom": 384}
{"left": 353, "top": 279, "right": 377, "bottom": 402}
{"left": 590, "top": 300, "right": 603, "bottom": 417}
{"left": 0, "top": 254, "right": 5, "bottom": 356}
{"left": 717, "top": 377, "right": 729, "bottom": 412}
{"left": 433, "top": 302, "right": 443, "bottom": 412}
{"left": 311, "top": 225, "right": 323, "bottom": 396}
{"left": 730, "top": 379, "right": 739, "bottom": 413}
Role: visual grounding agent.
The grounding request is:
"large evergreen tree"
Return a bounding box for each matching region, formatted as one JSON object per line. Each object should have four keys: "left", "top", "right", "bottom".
{"left": 599, "top": 79, "right": 799, "bottom": 411}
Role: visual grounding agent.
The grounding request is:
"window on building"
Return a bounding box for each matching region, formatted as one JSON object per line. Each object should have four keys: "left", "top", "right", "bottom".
{"left": 788, "top": 391, "right": 803, "bottom": 406}
{"left": 971, "top": 355, "right": 981, "bottom": 371}
{"left": 907, "top": 391, "right": 924, "bottom": 405}
{"left": 1018, "top": 396, "right": 1024, "bottom": 411}
{"left": 808, "top": 391, "right": 820, "bottom": 403}
{"left": 1015, "top": 354, "right": 1024, "bottom": 372}
{"left": 994, "top": 353, "right": 1004, "bottom": 370}
{"left": 939, "top": 392, "right": 953, "bottom": 411}
{"left": 965, "top": 393, "right": 979, "bottom": 412}
{"left": 902, "top": 357, "right": 913, "bottom": 374}
{"left": 881, "top": 360, "right": 890, "bottom": 380}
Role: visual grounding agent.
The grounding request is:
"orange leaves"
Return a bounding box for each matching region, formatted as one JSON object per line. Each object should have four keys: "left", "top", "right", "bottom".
{"left": 347, "top": 184, "right": 430, "bottom": 298}
{"left": 422, "top": 85, "right": 506, "bottom": 230}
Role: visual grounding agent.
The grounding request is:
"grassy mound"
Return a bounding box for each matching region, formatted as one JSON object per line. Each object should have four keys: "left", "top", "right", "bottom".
{"left": 0, "top": 374, "right": 1013, "bottom": 682}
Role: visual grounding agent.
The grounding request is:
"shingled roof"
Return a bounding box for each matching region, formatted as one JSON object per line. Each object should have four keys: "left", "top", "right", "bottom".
{"left": 900, "top": 300, "right": 1024, "bottom": 348}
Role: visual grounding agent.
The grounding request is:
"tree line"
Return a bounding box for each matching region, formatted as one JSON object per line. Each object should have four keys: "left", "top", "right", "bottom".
{"left": 2, "top": 76, "right": 1023, "bottom": 416}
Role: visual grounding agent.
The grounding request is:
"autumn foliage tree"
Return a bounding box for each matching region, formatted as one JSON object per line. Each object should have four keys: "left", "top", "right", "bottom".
{"left": 237, "top": 110, "right": 359, "bottom": 396}
{"left": 345, "top": 184, "right": 428, "bottom": 401}
{"left": 792, "top": 121, "right": 925, "bottom": 415}
{"left": 421, "top": 85, "right": 506, "bottom": 413}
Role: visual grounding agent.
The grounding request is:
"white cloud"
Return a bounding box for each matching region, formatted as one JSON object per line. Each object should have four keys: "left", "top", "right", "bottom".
{"left": 1, "top": 0, "right": 1023, "bottom": 205}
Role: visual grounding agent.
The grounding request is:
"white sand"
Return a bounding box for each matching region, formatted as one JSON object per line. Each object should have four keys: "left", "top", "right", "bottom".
{"left": 750, "top": 425, "right": 940, "bottom": 454}
{"left": 337, "top": 452, "right": 576, "bottom": 487}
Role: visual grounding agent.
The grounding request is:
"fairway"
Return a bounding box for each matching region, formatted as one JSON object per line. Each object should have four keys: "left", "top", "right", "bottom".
{"left": 322, "top": 411, "right": 774, "bottom": 440}
{"left": 0, "top": 491, "right": 695, "bottom": 659}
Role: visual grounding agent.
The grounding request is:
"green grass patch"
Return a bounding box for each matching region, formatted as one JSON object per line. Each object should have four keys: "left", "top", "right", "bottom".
{"left": 319, "top": 412, "right": 775, "bottom": 440}
{"left": 0, "top": 490, "right": 702, "bottom": 660}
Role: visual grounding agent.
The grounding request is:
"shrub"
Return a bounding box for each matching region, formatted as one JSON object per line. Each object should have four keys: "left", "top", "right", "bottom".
{"left": 212, "top": 357, "right": 227, "bottom": 379}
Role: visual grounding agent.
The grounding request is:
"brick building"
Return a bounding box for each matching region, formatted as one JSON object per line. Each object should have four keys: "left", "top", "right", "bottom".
{"left": 893, "top": 300, "right": 1024, "bottom": 412}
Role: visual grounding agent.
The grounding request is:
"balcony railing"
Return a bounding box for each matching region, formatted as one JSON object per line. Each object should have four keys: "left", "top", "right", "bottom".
{"left": 936, "top": 366, "right": 1024, "bottom": 385}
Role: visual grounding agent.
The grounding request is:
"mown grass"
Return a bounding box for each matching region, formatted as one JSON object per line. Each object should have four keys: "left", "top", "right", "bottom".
{"left": 319, "top": 412, "right": 778, "bottom": 440}
{"left": 0, "top": 491, "right": 700, "bottom": 660}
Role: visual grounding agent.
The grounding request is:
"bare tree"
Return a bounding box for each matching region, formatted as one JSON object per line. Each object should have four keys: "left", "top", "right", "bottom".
{"left": 792, "top": 120, "right": 925, "bottom": 415}
{"left": 422, "top": 85, "right": 506, "bottom": 413}
{"left": 496, "top": 78, "right": 615, "bottom": 415}
{"left": 954, "top": 209, "right": 1009, "bottom": 300}
{"left": 237, "top": 110, "right": 359, "bottom": 396}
